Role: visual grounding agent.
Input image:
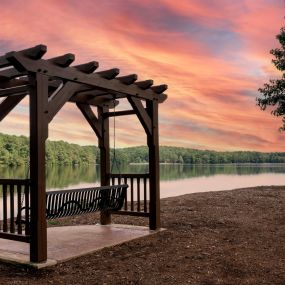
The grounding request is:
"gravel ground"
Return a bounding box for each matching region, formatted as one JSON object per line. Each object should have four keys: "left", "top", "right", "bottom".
{"left": 1, "top": 186, "right": 285, "bottom": 285}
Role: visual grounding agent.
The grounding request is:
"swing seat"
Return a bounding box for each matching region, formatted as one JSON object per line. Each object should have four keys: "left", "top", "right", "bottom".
{"left": 16, "top": 184, "right": 127, "bottom": 223}
{"left": 46, "top": 184, "right": 127, "bottom": 219}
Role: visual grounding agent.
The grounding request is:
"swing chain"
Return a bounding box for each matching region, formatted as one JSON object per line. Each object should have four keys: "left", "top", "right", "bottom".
{"left": 111, "top": 96, "right": 121, "bottom": 175}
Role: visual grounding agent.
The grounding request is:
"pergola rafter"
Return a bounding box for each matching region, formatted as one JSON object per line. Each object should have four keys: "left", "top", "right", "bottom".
{"left": 0, "top": 44, "right": 168, "bottom": 263}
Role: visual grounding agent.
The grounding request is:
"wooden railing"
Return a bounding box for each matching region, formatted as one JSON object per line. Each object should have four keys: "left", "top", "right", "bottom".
{"left": 0, "top": 179, "right": 30, "bottom": 242}
{"left": 110, "top": 173, "right": 150, "bottom": 217}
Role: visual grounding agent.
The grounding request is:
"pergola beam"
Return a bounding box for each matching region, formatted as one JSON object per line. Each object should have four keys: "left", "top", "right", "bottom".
{"left": 0, "top": 68, "right": 26, "bottom": 80}
{"left": 0, "top": 56, "right": 11, "bottom": 68}
{"left": 104, "top": 109, "right": 137, "bottom": 117}
{"left": 135, "top": 80, "right": 153, "bottom": 89}
{"left": 29, "top": 72, "right": 48, "bottom": 262}
{"left": 48, "top": 53, "right": 75, "bottom": 67}
{"left": 47, "top": 82, "right": 83, "bottom": 123}
{"left": 128, "top": 97, "right": 152, "bottom": 136}
{"left": 4, "top": 46, "right": 167, "bottom": 102}
{"left": 74, "top": 61, "right": 98, "bottom": 73}
{"left": 117, "top": 74, "right": 137, "bottom": 85}
{"left": 0, "top": 94, "right": 26, "bottom": 121}
{"left": 96, "top": 68, "right": 120, "bottom": 79}
{"left": 0, "top": 78, "right": 28, "bottom": 89}
{"left": 76, "top": 103, "right": 102, "bottom": 139}
{"left": 0, "top": 85, "right": 29, "bottom": 98}
{"left": 152, "top": 84, "right": 168, "bottom": 94}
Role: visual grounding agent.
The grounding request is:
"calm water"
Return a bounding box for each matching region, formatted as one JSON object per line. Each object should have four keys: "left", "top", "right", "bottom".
{"left": 0, "top": 163, "right": 285, "bottom": 198}
{"left": 1, "top": 164, "right": 285, "bottom": 220}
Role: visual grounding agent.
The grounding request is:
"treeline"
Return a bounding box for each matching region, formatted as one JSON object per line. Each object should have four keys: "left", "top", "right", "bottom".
{"left": 0, "top": 133, "right": 98, "bottom": 166}
{"left": 0, "top": 133, "right": 285, "bottom": 166}
{"left": 116, "top": 146, "right": 285, "bottom": 164}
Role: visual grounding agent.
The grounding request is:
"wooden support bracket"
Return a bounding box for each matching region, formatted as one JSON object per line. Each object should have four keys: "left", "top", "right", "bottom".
{"left": 0, "top": 94, "right": 26, "bottom": 121}
{"left": 76, "top": 103, "right": 102, "bottom": 139}
{"left": 128, "top": 97, "right": 152, "bottom": 136}
{"left": 47, "top": 82, "right": 82, "bottom": 123}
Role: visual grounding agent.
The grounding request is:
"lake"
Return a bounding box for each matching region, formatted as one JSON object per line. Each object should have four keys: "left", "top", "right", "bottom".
{"left": 0, "top": 163, "right": 285, "bottom": 198}
{"left": 1, "top": 163, "right": 285, "bottom": 220}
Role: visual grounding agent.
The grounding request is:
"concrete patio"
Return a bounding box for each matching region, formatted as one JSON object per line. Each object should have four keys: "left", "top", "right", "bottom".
{"left": 0, "top": 224, "right": 162, "bottom": 269}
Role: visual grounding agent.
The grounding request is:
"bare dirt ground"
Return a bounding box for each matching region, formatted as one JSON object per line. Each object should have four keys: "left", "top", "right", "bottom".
{"left": 1, "top": 186, "right": 285, "bottom": 285}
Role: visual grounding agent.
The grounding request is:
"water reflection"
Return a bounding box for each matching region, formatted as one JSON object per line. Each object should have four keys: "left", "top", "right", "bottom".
{"left": 159, "top": 164, "right": 285, "bottom": 180}
{"left": 0, "top": 163, "right": 284, "bottom": 193}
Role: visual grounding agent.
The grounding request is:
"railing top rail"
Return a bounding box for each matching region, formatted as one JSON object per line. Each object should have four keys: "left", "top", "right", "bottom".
{"left": 0, "top": 178, "right": 30, "bottom": 185}
{"left": 110, "top": 173, "right": 150, "bottom": 178}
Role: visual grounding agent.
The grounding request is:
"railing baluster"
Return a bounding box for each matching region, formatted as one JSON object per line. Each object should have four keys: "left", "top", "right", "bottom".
{"left": 24, "top": 182, "right": 30, "bottom": 235}
{"left": 109, "top": 174, "right": 150, "bottom": 215}
{"left": 17, "top": 184, "right": 22, "bottom": 234}
{"left": 130, "top": 177, "right": 134, "bottom": 211}
{"left": 144, "top": 177, "right": 147, "bottom": 212}
{"left": 0, "top": 179, "right": 30, "bottom": 242}
{"left": 3, "top": 184, "right": 7, "bottom": 232}
{"left": 124, "top": 177, "right": 128, "bottom": 211}
{"left": 10, "top": 184, "right": 15, "bottom": 233}
{"left": 137, "top": 178, "right": 140, "bottom": 212}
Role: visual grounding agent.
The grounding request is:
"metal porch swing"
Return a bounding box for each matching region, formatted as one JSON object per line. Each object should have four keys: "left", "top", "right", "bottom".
{"left": 44, "top": 102, "right": 127, "bottom": 220}
{"left": 16, "top": 103, "right": 127, "bottom": 224}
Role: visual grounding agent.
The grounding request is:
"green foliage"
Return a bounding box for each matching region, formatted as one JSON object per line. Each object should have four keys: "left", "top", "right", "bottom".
{"left": 0, "top": 133, "right": 97, "bottom": 166}
{"left": 0, "top": 133, "right": 284, "bottom": 166}
{"left": 257, "top": 25, "right": 285, "bottom": 130}
{"left": 112, "top": 146, "right": 285, "bottom": 165}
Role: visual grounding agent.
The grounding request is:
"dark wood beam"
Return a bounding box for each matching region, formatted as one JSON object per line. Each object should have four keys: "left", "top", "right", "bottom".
{"left": 76, "top": 103, "right": 102, "bottom": 139}
{"left": 111, "top": 210, "right": 149, "bottom": 217}
{"left": 0, "top": 68, "right": 26, "bottom": 81}
{"left": 47, "top": 82, "right": 82, "bottom": 123}
{"left": 0, "top": 45, "right": 46, "bottom": 69}
{"left": 0, "top": 94, "right": 26, "bottom": 121}
{"left": 151, "top": 84, "right": 168, "bottom": 94}
{"left": 0, "top": 232, "right": 30, "bottom": 243}
{"left": 48, "top": 54, "right": 75, "bottom": 67}
{"left": 0, "top": 86, "right": 29, "bottom": 98}
{"left": 70, "top": 93, "right": 118, "bottom": 108}
{"left": 104, "top": 109, "right": 137, "bottom": 117}
{"left": 116, "top": 74, "right": 137, "bottom": 85}
{"left": 29, "top": 72, "right": 48, "bottom": 262}
{"left": 0, "top": 78, "right": 28, "bottom": 89}
{"left": 0, "top": 56, "right": 11, "bottom": 68}
{"left": 98, "top": 105, "right": 111, "bottom": 225}
{"left": 21, "top": 44, "right": 47, "bottom": 60}
{"left": 128, "top": 97, "right": 152, "bottom": 136}
{"left": 73, "top": 61, "right": 98, "bottom": 73}
{"left": 135, "top": 80, "right": 153, "bottom": 89}
{"left": 5, "top": 51, "right": 167, "bottom": 102}
{"left": 96, "top": 68, "right": 120, "bottom": 79}
{"left": 6, "top": 45, "right": 47, "bottom": 72}
{"left": 146, "top": 100, "right": 160, "bottom": 230}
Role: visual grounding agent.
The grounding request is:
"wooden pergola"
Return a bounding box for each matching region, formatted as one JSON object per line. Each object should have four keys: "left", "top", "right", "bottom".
{"left": 0, "top": 45, "right": 167, "bottom": 263}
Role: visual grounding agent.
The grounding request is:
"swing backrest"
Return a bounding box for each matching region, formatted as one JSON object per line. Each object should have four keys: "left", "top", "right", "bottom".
{"left": 46, "top": 184, "right": 128, "bottom": 219}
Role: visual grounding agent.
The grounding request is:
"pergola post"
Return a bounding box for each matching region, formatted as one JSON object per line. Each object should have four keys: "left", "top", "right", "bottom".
{"left": 147, "top": 100, "right": 161, "bottom": 230}
{"left": 98, "top": 106, "right": 111, "bottom": 225}
{"left": 29, "top": 73, "right": 48, "bottom": 262}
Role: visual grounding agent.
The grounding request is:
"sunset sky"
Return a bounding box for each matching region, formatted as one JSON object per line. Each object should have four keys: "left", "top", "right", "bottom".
{"left": 0, "top": 0, "right": 284, "bottom": 151}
